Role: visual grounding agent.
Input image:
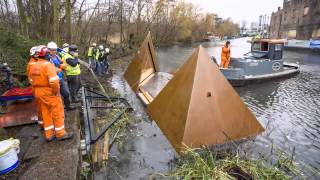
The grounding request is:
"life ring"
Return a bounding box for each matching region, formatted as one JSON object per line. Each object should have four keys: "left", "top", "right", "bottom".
{"left": 272, "top": 62, "right": 281, "bottom": 71}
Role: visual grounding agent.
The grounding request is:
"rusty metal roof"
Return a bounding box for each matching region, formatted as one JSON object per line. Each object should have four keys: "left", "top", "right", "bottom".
{"left": 251, "top": 39, "right": 287, "bottom": 43}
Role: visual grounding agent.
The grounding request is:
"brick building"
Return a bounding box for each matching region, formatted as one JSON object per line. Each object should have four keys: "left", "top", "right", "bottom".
{"left": 269, "top": 0, "right": 320, "bottom": 40}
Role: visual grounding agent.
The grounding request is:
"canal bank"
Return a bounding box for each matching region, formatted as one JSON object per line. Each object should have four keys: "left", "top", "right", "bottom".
{"left": 0, "top": 110, "right": 81, "bottom": 180}
{"left": 96, "top": 37, "right": 320, "bottom": 179}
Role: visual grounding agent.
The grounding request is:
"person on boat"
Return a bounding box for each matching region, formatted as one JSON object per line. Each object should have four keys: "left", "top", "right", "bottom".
{"left": 220, "top": 41, "right": 231, "bottom": 68}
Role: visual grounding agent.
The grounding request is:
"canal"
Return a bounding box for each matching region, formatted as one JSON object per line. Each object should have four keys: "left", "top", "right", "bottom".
{"left": 100, "top": 37, "right": 320, "bottom": 179}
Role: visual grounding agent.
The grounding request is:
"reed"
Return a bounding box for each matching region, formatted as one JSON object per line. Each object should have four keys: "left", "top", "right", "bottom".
{"left": 166, "top": 146, "right": 304, "bottom": 180}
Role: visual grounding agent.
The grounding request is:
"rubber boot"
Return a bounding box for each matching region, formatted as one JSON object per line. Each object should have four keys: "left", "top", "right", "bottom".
{"left": 46, "top": 136, "right": 55, "bottom": 142}
{"left": 57, "top": 132, "right": 74, "bottom": 141}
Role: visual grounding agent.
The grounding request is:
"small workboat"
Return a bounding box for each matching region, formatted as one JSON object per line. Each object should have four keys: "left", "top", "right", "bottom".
{"left": 310, "top": 39, "right": 320, "bottom": 51}
{"left": 220, "top": 39, "right": 300, "bottom": 86}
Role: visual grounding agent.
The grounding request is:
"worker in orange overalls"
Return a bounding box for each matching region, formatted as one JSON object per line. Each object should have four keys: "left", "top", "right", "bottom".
{"left": 220, "top": 41, "right": 231, "bottom": 68}
{"left": 28, "top": 46, "right": 74, "bottom": 142}
{"left": 27, "top": 46, "right": 44, "bottom": 128}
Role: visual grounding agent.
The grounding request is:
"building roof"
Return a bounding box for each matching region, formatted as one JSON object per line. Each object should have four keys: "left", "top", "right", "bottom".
{"left": 251, "top": 39, "right": 287, "bottom": 44}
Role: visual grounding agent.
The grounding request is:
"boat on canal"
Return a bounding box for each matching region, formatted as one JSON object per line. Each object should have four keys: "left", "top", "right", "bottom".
{"left": 310, "top": 39, "right": 320, "bottom": 51}
{"left": 220, "top": 39, "right": 300, "bottom": 86}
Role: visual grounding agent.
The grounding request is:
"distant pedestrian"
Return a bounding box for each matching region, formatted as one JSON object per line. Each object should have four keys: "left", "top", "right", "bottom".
{"left": 220, "top": 41, "right": 231, "bottom": 68}
{"left": 95, "top": 45, "right": 105, "bottom": 75}
{"left": 87, "top": 43, "right": 97, "bottom": 69}
{"left": 103, "top": 48, "right": 111, "bottom": 72}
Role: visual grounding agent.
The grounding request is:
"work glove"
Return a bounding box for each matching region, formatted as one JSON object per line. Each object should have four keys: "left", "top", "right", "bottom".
{"left": 66, "top": 58, "right": 79, "bottom": 67}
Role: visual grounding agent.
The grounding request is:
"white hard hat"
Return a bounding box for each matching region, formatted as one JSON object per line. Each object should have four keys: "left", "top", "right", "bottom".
{"left": 62, "top": 43, "right": 69, "bottom": 48}
{"left": 98, "top": 45, "right": 104, "bottom": 50}
{"left": 47, "top": 41, "right": 58, "bottom": 50}
{"left": 105, "top": 48, "right": 110, "bottom": 53}
{"left": 30, "top": 46, "right": 38, "bottom": 56}
{"left": 92, "top": 43, "right": 97, "bottom": 46}
{"left": 30, "top": 45, "right": 46, "bottom": 57}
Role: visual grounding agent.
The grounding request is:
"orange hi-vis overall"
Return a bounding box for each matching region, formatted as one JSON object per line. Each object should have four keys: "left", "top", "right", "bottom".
{"left": 220, "top": 46, "right": 231, "bottom": 68}
{"left": 27, "top": 57, "right": 43, "bottom": 125}
{"left": 28, "top": 58, "right": 66, "bottom": 139}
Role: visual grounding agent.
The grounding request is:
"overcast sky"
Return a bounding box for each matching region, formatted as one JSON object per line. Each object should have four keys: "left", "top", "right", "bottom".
{"left": 185, "top": 0, "right": 284, "bottom": 24}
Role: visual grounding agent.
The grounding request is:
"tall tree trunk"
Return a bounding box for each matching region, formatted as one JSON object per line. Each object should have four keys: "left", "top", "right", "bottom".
{"left": 136, "top": 0, "right": 143, "bottom": 37}
{"left": 65, "top": 0, "right": 72, "bottom": 43}
{"left": 16, "top": 0, "right": 28, "bottom": 37}
{"left": 120, "top": 0, "right": 123, "bottom": 47}
{"left": 39, "top": 0, "right": 46, "bottom": 37}
{"left": 52, "top": 0, "right": 60, "bottom": 44}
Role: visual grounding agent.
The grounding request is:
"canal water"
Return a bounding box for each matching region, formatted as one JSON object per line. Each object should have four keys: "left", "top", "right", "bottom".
{"left": 100, "top": 37, "right": 320, "bottom": 179}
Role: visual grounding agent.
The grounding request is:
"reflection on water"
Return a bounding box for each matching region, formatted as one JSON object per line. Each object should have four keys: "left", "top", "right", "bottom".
{"left": 108, "top": 37, "right": 320, "bottom": 179}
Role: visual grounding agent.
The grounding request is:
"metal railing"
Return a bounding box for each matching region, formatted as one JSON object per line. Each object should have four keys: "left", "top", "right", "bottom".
{"left": 81, "top": 87, "right": 132, "bottom": 152}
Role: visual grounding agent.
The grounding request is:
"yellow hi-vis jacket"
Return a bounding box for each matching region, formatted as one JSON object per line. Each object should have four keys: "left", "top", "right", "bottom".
{"left": 61, "top": 53, "right": 81, "bottom": 76}
{"left": 87, "top": 47, "right": 93, "bottom": 57}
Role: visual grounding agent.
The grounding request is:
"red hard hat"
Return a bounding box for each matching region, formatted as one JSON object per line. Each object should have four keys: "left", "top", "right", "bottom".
{"left": 37, "top": 46, "right": 49, "bottom": 57}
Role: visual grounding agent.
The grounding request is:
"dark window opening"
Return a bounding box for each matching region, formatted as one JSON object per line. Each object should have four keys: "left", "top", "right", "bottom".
{"left": 252, "top": 42, "right": 269, "bottom": 52}
{"left": 261, "top": 42, "right": 269, "bottom": 51}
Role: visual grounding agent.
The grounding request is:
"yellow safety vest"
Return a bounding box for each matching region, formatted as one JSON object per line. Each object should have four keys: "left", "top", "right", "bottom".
{"left": 95, "top": 49, "right": 100, "bottom": 60}
{"left": 62, "top": 53, "right": 81, "bottom": 76}
{"left": 87, "top": 47, "right": 93, "bottom": 57}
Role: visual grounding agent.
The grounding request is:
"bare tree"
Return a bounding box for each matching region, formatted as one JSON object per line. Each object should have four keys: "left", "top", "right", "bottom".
{"left": 66, "top": 0, "right": 72, "bottom": 43}
{"left": 17, "top": 0, "right": 28, "bottom": 36}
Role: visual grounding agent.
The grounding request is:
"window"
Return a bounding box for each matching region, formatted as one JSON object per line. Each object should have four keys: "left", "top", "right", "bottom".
{"left": 275, "top": 44, "right": 282, "bottom": 51}
{"left": 304, "top": 6, "right": 309, "bottom": 16}
{"left": 312, "top": 29, "right": 320, "bottom": 39}
{"left": 252, "top": 43, "right": 261, "bottom": 51}
{"left": 284, "top": 12, "right": 287, "bottom": 21}
{"left": 288, "top": 30, "right": 297, "bottom": 39}
{"left": 261, "top": 42, "right": 269, "bottom": 51}
{"left": 252, "top": 42, "right": 269, "bottom": 52}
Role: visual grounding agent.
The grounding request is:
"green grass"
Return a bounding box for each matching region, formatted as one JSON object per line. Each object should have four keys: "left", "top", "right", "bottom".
{"left": 164, "top": 147, "right": 304, "bottom": 180}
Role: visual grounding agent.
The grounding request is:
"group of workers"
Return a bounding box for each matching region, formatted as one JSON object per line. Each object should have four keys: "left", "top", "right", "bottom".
{"left": 27, "top": 42, "right": 81, "bottom": 142}
{"left": 87, "top": 43, "right": 111, "bottom": 76}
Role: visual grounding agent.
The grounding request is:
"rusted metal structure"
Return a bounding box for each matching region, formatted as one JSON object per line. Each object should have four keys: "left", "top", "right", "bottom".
{"left": 0, "top": 101, "right": 38, "bottom": 127}
{"left": 124, "top": 32, "right": 172, "bottom": 104}
{"left": 81, "top": 87, "right": 132, "bottom": 152}
{"left": 124, "top": 34, "right": 265, "bottom": 152}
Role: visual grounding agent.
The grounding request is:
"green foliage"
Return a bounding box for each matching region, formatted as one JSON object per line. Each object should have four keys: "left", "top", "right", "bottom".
{"left": 166, "top": 147, "right": 304, "bottom": 180}
{"left": 0, "top": 28, "right": 46, "bottom": 74}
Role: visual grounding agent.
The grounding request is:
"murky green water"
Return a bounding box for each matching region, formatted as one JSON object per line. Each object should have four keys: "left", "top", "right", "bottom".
{"left": 103, "top": 37, "right": 320, "bottom": 179}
